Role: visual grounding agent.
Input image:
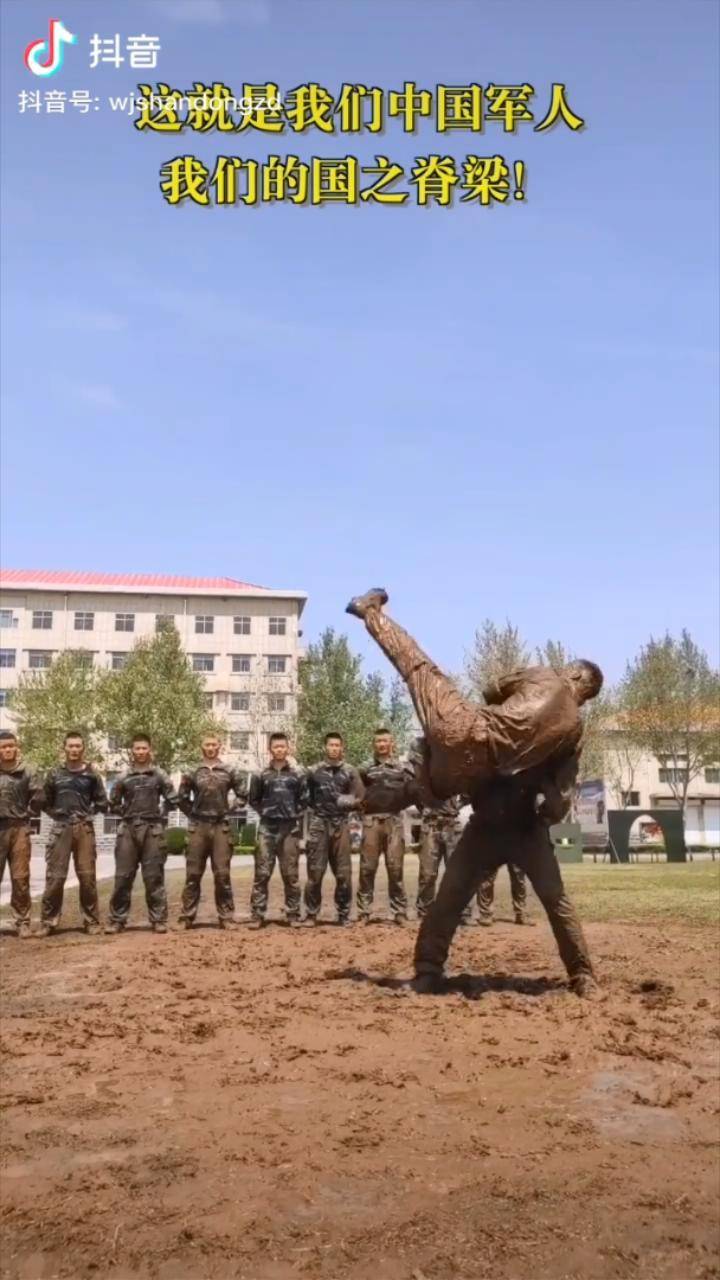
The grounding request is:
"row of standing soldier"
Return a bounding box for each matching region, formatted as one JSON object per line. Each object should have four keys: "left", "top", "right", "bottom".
{"left": 0, "top": 726, "right": 526, "bottom": 938}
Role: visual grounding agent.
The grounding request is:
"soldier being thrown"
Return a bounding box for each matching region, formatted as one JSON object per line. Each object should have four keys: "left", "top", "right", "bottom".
{"left": 177, "top": 733, "right": 247, "bottom": 930}
{"left": 248, "top": 733, "right": 307, "bottom": 928}
{"left": 39, "top": 731, "right": 108, "bottom": 936}
{"left": 105, "top": 734, "right": 178, "bottom": 934}
{"left": 303, "top": 732, "right": 363, "bottom": 927}
{"left": 345, "top": 588, "right": 602, "bottom": 798}
{"left": 0, "top": 730, "right": 43, "bottom": 938}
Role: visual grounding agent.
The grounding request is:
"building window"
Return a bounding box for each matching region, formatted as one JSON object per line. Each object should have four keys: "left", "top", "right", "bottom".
{"left": 195, "top": 615, "right": 214, "bottom": 635}
{"left": 269, "top": 617, "right": 287, "bottom": 636}
{"left": 621, "top": 790, "right": 640, "bottom": 807}
{"left": 110, "top": 652, "right": 129, "bottom": 670}
{"left": 231, "top": 693, "right": 250, "bottom": 712}
{"left": 234, "top": 615, "right": 251, "bottom": 635}
{"left": 28, "top": 651, "right": 52, "bottom": 670}
{"left": 115, "top": 613, "right": 135, "bottom": 632}
{"left": 0, "top": 609, "right": 16, "bottom": 629}
{"left": 705, "top": 767, "right": 720, "bottom": 785}
{"left": 0, "top": 690, "right": 9, "bottom": 706}
{"left": 658, "top": 768, "right": 689, "bottom": 784}
{"left": 230, "top": 731, "right": 250, "bottom": 751}
{"left": 75, "top": 652, "right": 94, "bottom": 670}
{"left": 232, "top": 654, "right": 252, "bottom": 674}
{"left": 203, "top": 693, "right": 214, "bottom": 710}
{"left": 155, "top": 614, "right": 173, "bottom": 633}
{"left": 267, "top": 655, "right": 287, "bottom": 674}
{"left": 103, "top": 816, "right": 120, "bottom": 836}
{"left": 0, "top": 650, "right": 16, "bottom": 669}
{"left": 192, "top": 654, "right": 215, "bottom": 673}
{"left": 74, "top": 611, "right": 94, "bottom": 631}
{"left": 32, "top": 610, "right": 53, "bottom": 630}
{"left": 267, "top": 694, "right": 286, "bottom": 712}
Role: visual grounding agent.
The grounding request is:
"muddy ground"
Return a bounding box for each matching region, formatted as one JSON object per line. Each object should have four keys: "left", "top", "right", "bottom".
{"left": 1, "top": 869, "right": 719, "bottom": 1280}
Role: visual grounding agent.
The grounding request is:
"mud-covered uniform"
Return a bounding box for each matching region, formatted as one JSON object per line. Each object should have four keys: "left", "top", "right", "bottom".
{"left": 476, "top": 863, "right": 528, "bottom": 924}
{"left": 0, "top": 762, "right": 43, "bottom": 929}
{"left": 361, "top": 603, "right": 584, "bottom": 799}
{"left": 304, "top": 759, "right": 363, "bottom": 923}
{"left": 248, "top": 764, "right": 307, "bottom": 922}
{"left": 177, "top": 761, "right": 247, "bottom": 925}
{"left": 356, "top": 756, "right": 417, "bottom": 920}
{"left": 416, "top": 795, "right": 471, "bottom": 923}
{"left": 414, "top": 750, "right": 593, "bottom": 982}
{"left": 40, "top": 764, "right": 108, "bottom": 929}
{"left": 107, "top": 766, "right": 177, "bottom": 927}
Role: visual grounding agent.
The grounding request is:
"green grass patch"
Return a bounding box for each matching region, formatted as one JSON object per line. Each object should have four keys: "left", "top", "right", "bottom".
{"left": 558, "top": 861, "right": 720, "bottom": 926}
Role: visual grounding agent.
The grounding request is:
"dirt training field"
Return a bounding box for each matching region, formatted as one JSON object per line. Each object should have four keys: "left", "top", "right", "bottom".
{"left": 1, "top": 864, "right": 719, "bottom": 1280}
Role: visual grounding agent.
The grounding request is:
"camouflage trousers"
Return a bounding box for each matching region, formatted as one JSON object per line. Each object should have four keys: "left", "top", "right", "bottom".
{"left": 416, "top": 820, "right": 471, "bottom": 923}
{"left": 415, "top": 810, "right": 593, "bottom": 981}
{"left": 476, "top": 863, "right": 528, "bottom": 923}
{"left": 304, "top": 816, "right": 352, "bottom": 921}
{"left": 108, "top": 821, "right": 167, "bottom": 926}
{"left": 179, "top": 820, "right": 235, "bottom": 923}
{"left": 250, "top": 821, "right": 301, "bottom": 921}
{"left": 41, "top": 820, "right": 99, "bottom": 928}
{"left": 357, "top": 814, "right": 407, "bottom": 918}
{"left": 0, "top": 822, "right": 32, "bottom": 926}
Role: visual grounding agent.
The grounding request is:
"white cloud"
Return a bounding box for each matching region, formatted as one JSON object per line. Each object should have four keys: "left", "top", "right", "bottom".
{"left": 75, "top": 383, "right": 121, "bottom": 411}
{"left": 156, "top": 0, "right": 270, "bottom": 24}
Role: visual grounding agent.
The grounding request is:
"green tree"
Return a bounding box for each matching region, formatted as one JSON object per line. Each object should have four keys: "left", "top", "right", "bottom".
{"left": 620, "top": 630, "right": 720, "bottom": 813}
{"left": 9, "top": 650, "right": 106, "bottom": 769}
{"left": 98, "top": 621, "right": 224, "bottom": 771}
{"left": 296, "top": 628, "right": 409, "bottom": 765}
{"left": 464, "top": 619, "right": 530, "bottom": 700}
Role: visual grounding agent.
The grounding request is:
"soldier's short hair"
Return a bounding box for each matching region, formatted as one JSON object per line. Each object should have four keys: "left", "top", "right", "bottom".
{"left": 374, "top": 727, "right": 392, "bottom": 737}
{"left": 0, "top": 730, "right": 17, "bottom": 742}
{"left": 567, "top": 660, "right": 604, "bottom": 698}
{"left": 132, "top": 733, "right": 152, "bottom": 746}
{"left": 325, "top": 731, "right": 343, "bottom": 743}
{"left": 269, "top": 732, "right": 288, "bottom": 745}
{"left": 64, "top": 730, "right": 85, "bottom": 743}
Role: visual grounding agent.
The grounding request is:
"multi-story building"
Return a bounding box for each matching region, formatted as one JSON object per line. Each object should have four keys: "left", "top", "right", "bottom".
{"left": 0, "top": 569, "right": 308, "bottom": 778}
{"left": 601, "top": 732, "right": 719, "bottom": 846}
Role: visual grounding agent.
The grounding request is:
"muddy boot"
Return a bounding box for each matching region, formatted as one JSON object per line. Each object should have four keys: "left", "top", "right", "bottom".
{"left": 337, "top": 917, "right": 353, "bottom": 928}
{"left": 303, "top": 917, "right": 319, "bottom": 928}
{"left": 345, "top": 588, "right": 388, "bottom": 619}
{"left": 85, "top": 924, "right": 102, "bottom": 936}
{"left": 412, "top": 973, "right": 445, "bottom": 995}
{"left": 358, "top": 914, "right": 372, "bottom": 926}
{"left": 478, "top": 917, "right": 493, "bottom": 928}
{"left": 36, "top": 923, "right": 55, "bottom": 938}
{"left": 247, "top": 917, "right": 264, "bottom": 930}
{"left": 104, "top": 922, "right": 123, "bottom": 935}
{"left": 288, "top": 918, "right": 303, "bottom": 929}
{"left": 219, "top": 918, "right": 241, "bottom": 931}
{"left": 178, "top": 918, "right": 194, "bottom": 930}
{"left": 16, "top": 922, "right": 32, "bottom": 940}
{"left": 394, "top": 914, "right": 408, "bottom": 928}
{"left": 570, "top": 974, "right": 600, "bottom": 1000}
{"left": 153, "top": 923, "right": 168, "bottom": 934}
{"left": 514, "top": 914, "right": 534, "bottom": 926}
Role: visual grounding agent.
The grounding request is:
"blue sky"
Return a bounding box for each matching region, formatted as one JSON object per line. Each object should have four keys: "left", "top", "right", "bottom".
{"left": 1, "top": 0, "right": 718, "bottom": 686}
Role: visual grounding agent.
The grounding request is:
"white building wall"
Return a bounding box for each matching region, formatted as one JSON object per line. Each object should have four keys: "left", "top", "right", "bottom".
{"left": 603, "top": 734, "right": 720, "bottom": 846}
{"left": 0, "top": 583, "right": 306, "bottom": 777}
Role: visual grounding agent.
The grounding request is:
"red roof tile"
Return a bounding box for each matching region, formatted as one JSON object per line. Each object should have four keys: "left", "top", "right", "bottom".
{"left": 0, "top": 569, "right": 270, "bottom": 593}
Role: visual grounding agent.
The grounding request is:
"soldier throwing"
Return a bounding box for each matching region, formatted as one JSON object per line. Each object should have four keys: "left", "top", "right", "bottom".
{"left": 303, "top": 732, "right": 363, "bottom": 927}
{"left": 248, "top": 733, "right": 307, "bottom": 928}
{"left": 0, "top": 730, "right": 42, "bottom": 938}
{"left": 416, "top": 794, "right": 473, "bottom": 927}
{"left": 39, "top": 731, "right": 108, "bottom": 936}
{"left": 177, "top": 732, "right": 247, "bottom": 930}
{"left": 105, "top": 734, "right": 177, "bottom": 935}
{"left": 357, "top": 728, "right": 418, "bottom": 926}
